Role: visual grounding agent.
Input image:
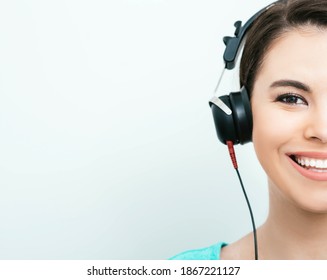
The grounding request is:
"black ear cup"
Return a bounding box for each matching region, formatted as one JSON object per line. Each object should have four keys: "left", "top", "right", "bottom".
{"left": 209, "top": 87, "right": 252, "bottom": 145}
{"left": 210, "top": 95, "right": 237, "bottom": 144}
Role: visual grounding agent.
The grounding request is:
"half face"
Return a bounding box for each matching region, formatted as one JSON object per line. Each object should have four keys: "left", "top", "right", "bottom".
{"left": 251, "top": 27, "right": 327, "bottom": 213}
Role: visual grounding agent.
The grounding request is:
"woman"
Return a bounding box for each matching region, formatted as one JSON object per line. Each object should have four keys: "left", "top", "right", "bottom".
{"left": 171, "top": 0, "right": 327, "bottom": 260}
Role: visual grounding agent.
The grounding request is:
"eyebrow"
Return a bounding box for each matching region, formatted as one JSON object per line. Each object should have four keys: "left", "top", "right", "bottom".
{"left": 269, "top": 79, "right": 311, "bottom": 92}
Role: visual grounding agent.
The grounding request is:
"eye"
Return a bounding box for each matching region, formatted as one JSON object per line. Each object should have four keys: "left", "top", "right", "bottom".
{"left": 275, "top": 93, "right": 308, "bottom": 105}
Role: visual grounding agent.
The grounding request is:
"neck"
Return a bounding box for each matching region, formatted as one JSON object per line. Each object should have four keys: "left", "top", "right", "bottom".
{"left": 259, "top": 182, "right": 327, "bottom": 259}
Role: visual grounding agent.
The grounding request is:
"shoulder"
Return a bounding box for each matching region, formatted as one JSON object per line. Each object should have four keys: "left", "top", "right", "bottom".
{"left": 220, "top": 233, "right": 256, "bottom": 260}
{"left": 169, "top": 242, "right": 227, "bottom": 260}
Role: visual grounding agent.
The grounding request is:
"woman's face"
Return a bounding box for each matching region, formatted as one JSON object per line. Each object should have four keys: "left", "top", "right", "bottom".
{"left": 252, "top": 27, "right": 327, "bottom": 213}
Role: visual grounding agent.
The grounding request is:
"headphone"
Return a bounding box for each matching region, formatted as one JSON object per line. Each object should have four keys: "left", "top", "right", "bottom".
{"left": 209, "top": 2, "right": 277, "bottom": 145}
{"left": 208, "top": 2, "right": 280, "bottom": 260}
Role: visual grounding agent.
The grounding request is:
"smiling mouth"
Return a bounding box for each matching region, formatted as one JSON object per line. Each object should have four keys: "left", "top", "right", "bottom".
{"left": 290, "top": 155, "right": 327, "bottom": 172}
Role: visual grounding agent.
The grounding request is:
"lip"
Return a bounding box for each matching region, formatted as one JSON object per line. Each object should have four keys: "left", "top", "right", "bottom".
{"left": 287, "top": 153, "right": 327, "bottom": 181}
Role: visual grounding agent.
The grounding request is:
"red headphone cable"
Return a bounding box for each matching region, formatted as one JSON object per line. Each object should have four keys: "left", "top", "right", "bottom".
{"left": 226, "top": 141, "right": 258, "bottom": 260}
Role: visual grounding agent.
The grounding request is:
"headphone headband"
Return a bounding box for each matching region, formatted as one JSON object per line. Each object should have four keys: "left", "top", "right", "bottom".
{"left": 223, "top": 2, "right": 278, "bottom": 70}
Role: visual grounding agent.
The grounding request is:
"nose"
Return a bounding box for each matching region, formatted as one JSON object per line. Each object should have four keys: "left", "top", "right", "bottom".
{"left": 304, "top": 106, "right": 327, "bottom": 143}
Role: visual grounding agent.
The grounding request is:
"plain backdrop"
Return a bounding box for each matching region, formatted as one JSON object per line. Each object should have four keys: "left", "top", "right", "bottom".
{"left": 0, "top": 0, "right": 273, "bottom": 259}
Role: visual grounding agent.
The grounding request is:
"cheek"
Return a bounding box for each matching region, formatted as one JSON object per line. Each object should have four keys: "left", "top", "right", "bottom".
{"left": 251, "top": 105, "right": 293, "bottom": 171}
{"left": 251, "top": 101, "right": 309, "bottom": 193}
{"left": 252, "top": 104, "right": 304, "bottom": 146}
{"left": 252, "top": 105, "right": 284, "bottom": 148}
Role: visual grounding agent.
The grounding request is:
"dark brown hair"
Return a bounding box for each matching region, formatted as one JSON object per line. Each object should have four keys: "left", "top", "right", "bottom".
{"left": 240, "top": 0, "right": 327, "bottom": 95}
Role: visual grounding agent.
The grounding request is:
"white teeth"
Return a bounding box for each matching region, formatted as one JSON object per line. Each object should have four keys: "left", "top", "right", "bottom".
{"left": 305, "top": 158, "right": 310, "bottom": 166}
{"left": 295, "top": 156, "right": 327, "bottom": 169}
{"left": 317, "top": 160, "right": 323, "bottom": 168}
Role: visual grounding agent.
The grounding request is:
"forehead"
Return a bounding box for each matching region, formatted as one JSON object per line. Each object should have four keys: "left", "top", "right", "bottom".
{"left": 256, "top": 26, "right": 327, "bottom": 85}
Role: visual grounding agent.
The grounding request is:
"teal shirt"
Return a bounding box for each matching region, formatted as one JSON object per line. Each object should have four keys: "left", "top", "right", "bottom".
{"left": 169, "top": 242, "right": 227, "bottom": 260}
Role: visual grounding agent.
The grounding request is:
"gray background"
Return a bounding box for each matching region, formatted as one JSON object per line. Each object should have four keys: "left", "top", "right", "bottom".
{"left": 0, "top": 0, "right": 272, "bottom": 259}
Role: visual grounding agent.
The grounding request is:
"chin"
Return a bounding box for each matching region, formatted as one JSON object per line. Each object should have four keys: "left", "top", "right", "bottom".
{"left": 286, "top": 187, "right": 327, "bottom": 214}
{"left": 268, "top": 174, "right": 327, "bottom": 215}
{"left": 297, "top": 196, "right": 327, "bottom": 214}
